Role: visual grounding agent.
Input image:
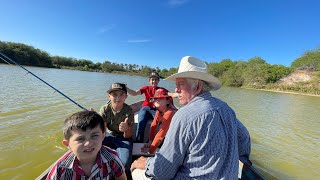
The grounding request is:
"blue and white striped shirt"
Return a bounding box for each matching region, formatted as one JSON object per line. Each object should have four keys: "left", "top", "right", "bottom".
{"left": 145, "top": 91, "right": 251, "bottom": 179}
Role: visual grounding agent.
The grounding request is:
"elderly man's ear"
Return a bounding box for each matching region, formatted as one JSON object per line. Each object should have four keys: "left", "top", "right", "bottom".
{"left": 196, "top": 80, "right": 203, "bottom": 93}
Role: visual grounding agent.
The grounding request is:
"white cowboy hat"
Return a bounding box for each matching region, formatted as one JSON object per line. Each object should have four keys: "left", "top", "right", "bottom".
{"left": 166, "top": 56, "right": 221, "bottom": 90}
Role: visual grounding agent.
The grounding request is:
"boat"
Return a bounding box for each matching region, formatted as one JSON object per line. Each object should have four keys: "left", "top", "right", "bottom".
{"left": 36, "top": 100, "right": 266, "bottom": 180}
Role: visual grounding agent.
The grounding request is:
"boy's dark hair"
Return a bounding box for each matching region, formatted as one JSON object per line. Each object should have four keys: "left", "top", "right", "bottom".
{"left": 63, "top": 111, "right": 106, "bottom": 140}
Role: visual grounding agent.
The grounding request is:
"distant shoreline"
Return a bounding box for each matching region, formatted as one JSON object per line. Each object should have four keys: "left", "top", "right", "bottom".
{"left": 242, "top": 87, "right": 320, "bottom": 97}
{"left": 2, "top": 63, "right": 319, "bottom": 97}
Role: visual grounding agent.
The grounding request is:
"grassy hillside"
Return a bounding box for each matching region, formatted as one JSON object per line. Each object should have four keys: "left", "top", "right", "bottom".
{"left": 264, "top": 70, "right": 320, "bottom": 96}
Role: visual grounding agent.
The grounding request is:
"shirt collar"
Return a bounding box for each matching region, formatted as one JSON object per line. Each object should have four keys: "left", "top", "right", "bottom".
{"left": 188, "top": 91, "right": 211, "bottom": 104}
{"left": 61, "top": 150, "right": 102, "bottom": 171}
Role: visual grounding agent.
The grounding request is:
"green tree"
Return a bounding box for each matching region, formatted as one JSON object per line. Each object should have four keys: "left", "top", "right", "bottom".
{"left": 76, "top": 59, "right": 94, "bottom": 67}
{"left": 0, "top": 41, "right": 53, "bottom": 67}
{"left": 160, "top": 68, "right": 169, "bottom": 78}
{"left": 208, "top": 59, "right": 235, "bottom": 78}
{"left": 140, "top": 66, "right": 154, "bottom": 76}
{"left": 291, "top": 48, "right": 320, "bottom": 70}
{"left": 221, "top": 61, "right": 246, "bottom": 87}
{"left": 265, "top": 65, "right": 293, "bottom": 83}
{"left": 167, "top": 67, "right": 178, "bottom": 76}
{"left": 52, "top": 56, "right": 76, "bottom": 67}
{"left": 242, "top": 57, "right": 268, "bottom": 86}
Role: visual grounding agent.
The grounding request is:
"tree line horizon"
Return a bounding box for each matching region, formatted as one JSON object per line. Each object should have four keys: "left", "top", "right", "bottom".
{"left": 1, "top": 41, "right": 319, "bottom": 95}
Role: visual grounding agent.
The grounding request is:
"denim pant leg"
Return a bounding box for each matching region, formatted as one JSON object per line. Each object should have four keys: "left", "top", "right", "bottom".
{"left": 103, "top": 134, "right": 133, "bottom": 172}
{"left": 115, "top": 138, "right": 133, "bottom": 172}
{"left": 135, "top": 106, "right": 156, "bottom": 142}
{"left": 149, "top": 108, "right": 156, "bottom": 117}
{"left": 102, "top": 134, "right": 117, "bottom": 149}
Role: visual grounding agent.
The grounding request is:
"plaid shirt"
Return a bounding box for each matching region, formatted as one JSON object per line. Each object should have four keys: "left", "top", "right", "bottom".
{"left": 46, "top": 146, "right": 124, "bottom": 180}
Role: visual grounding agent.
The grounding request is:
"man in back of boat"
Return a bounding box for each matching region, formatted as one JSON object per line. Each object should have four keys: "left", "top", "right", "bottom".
{"left": 130, "top": 56, "right": 251, "bottom": 179}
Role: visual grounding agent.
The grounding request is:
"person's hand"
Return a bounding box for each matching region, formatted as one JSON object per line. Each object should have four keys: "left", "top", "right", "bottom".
{"left": 130, "top": 156, "right": 147, "bottom": 172}
{"left": 119, "top": 118, "right": 129, "bottom": 132}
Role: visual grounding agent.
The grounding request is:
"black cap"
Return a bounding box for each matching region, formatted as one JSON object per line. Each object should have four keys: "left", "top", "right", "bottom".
{"left": 149, "top": 72, "right": 160, "bottom": 79}
{"left": 107, "top": 83, "right": 127, "bottom": 94}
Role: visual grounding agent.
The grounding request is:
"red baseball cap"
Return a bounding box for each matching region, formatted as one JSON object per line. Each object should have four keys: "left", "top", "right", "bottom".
{"left": 150, "top": 88, "right": 173, "bottom": 103}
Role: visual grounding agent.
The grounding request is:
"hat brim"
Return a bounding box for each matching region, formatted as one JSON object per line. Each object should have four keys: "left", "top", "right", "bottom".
{"left": 166, "top": 71, "right": 221, "bottom": 91}
{"left": 150, "top": 96, "right": 173, "bottom": 102}
{"left": 107, "top": 89, "right": 127, "bottom": 94}
{"left": 149, "top": 75, "right": 160, "bottom": 79}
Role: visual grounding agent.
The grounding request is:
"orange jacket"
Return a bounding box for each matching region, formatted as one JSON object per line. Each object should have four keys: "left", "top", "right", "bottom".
{"left": 149, "top": 106, "right": 176, "bottom": 153}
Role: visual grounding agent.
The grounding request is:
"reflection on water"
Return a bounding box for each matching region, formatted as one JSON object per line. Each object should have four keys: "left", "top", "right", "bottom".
{"left": 1, "top": 64, "right": 319, "bottom": 179}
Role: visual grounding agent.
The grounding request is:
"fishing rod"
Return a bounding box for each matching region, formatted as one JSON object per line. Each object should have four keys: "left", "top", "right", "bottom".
{"left": 0, "top": 52, "right": 87, "bottom": 110}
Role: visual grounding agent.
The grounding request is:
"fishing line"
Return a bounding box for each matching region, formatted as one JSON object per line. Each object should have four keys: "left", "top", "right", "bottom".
{"left": 0, "top": 52, "right": 87, "bottom": 110}
{"left": 0, "top": 55, "right": 11, "bottom": 65}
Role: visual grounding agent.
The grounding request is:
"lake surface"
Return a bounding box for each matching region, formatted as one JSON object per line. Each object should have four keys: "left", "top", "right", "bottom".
{"left": 0, "top": 64, "right": 319, "bottom": 179}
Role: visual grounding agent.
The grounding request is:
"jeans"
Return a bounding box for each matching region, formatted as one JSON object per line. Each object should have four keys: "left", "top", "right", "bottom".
{"left": 102, "top": 134, "right": 133, "bottom": 172}
{"left": 135, "top": 106, "right": 156, "bottom": 143}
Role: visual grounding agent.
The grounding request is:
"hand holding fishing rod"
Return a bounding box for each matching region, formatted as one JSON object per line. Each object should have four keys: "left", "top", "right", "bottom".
{"left": 0, "top": 51, "right": 87, "bottom": 110}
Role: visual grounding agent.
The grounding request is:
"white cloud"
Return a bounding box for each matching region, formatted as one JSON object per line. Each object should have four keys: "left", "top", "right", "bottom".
{"left": 168, "top": 0, "right": 189, "bottom": 7}
{"left": 127, "top": 39, "right": 152, "bottom": 43}
{"left": 97, "top": 24, "right": 116, "bottom": 34}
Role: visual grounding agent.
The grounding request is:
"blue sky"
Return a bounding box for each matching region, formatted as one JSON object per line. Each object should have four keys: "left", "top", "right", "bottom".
{"left": 1, "top": 0, "right": 319, "bottom": 69}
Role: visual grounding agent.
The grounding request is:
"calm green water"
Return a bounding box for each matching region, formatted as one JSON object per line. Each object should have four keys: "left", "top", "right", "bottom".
{"left": 1, "top": 64, "right": 319, "bottom": 179}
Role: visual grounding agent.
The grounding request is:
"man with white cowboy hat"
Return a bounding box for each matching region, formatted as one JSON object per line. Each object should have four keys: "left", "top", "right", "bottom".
{"left": 131, "top": 56, "right": 251, "bottom": 179}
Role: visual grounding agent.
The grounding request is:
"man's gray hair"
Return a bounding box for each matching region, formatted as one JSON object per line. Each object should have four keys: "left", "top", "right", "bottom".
{"left": 201, "top": 81, "right": 211, "bottom": 92}
{"left": 186, "top": 78, "right": 211, "bottom": 92}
